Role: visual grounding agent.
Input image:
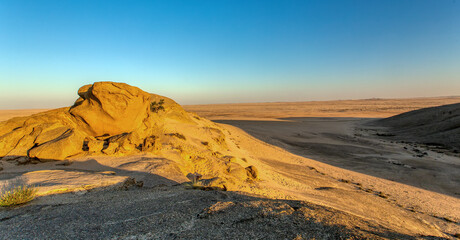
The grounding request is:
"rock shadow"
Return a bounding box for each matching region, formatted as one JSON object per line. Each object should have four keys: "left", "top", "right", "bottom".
{"left": 0, "top": 155, "right": 180, "bottom": 193}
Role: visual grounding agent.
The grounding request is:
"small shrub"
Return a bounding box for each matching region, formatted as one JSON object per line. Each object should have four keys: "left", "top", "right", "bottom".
{"left": 184, "top": 180, "right": 205, "bottom": 190}
{"left": 0, "top": 185, "right": 37, "bottom": 207}
{"left": 150, "top": 99, "right": 165, "bottom": 113}
{"left": 184, "top": 173, "right": 205, "bottom": 190}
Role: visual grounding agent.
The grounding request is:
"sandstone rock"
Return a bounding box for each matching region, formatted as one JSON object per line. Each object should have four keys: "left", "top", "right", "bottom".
{"left": 0, "top": 131, "right": 40, "bottom": 158}
{"left": 245, "top": 165, "right": 259, "bottom": 179}
{"left": 117, "top": 133, "right": 141, "bottom": 153}
{"left": 69, "top": 82, "right": 152, "bottom": 136}
{"left": 227, "top": 162, "right": 248, "bottom": 180}
{"left": 28, "top": 129, "right": 86, "bottom": 160}
{"left": 102, "top": 142, "right": 119, "bottom": 155}
{"left": 0, "top": 108, "right": 80, "bottom": 161}
{"left": 77, "top": 84, "right": 92, "bottom": 98}
{"left": 34, "top": 126, "right": 70, "bottom": 145}
{"left": 87, "top": 139, "right": 104, "bottom": 152}
{"left": 100, "top": 132, "right": 142, "bottom": 154}
{"left": 142, "top": 136, "right": 161, "bottom": 152}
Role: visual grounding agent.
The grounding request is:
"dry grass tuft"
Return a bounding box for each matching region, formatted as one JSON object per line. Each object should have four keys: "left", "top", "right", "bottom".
{"left": 184, "top": 180, "right": 205, "bottom": 190}
{"left": 0, "top": 185, "right": 37, "bottom": 207}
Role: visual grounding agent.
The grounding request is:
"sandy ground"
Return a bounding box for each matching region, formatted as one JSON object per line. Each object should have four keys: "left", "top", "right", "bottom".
{"left": 186, "top": 97, "right": 460, "bottom": 199}
{"left": 0, "top": 109, "right": 49, "bottom": 122}
{"left": 215, "top": 118, "right": 460, "bottom": 198}
{"left": 0, "top": 186, "right": 432, "bottom": 240}
{"left": 187, "top": 97, "right": 460, "bottom": 237}
{"left": 184, "top": 96, "right": 460, "bottom": 120}
{"left": 1, "top": 125, "right": 459, "bottom": 238}
{"left": 1, "top": 97, "right": 460, "bottom": 239}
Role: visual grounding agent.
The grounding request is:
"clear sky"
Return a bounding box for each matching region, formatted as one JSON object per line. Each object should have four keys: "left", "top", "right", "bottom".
{"left": 0, "top": 0, "right": 459, "bottom": 109}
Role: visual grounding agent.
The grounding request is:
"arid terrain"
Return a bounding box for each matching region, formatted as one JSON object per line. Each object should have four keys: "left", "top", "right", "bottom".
{"left": 187, "top": 98, "right": 460, "bottom": 197}
{"left": 0, "top": 85, "right": 459, "bottom": 239}
{"left": 0, "top": 109, "right": 50, "bottom": 122}
{"left": 184, "top": 97, "right": 460, "bottom": 120}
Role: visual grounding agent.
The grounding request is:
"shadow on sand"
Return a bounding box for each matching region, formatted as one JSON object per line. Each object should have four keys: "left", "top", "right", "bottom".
{"left": 215, "top": 117, "right": 460, "bottom": 198}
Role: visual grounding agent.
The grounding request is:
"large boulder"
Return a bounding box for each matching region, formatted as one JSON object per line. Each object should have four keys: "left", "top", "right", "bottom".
{"left": 0, "top": 108, "right": 80, "bottom": 160}
{"left": 28, "top": 129, "right": 86, "bottom": 161}
{"left": 69, "top": 82, "right": 152, "bottom": 136}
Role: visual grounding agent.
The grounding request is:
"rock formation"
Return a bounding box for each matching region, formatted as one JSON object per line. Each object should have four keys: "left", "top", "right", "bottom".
{"left": 70, "top": 82, "right": 152, "bottom": 136}
{"left": 0, "top": 82, "right": 258, "bottom": 189}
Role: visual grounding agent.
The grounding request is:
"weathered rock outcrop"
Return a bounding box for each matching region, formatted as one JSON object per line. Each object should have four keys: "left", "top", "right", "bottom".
{"left": 0, "top": 82, "right": 183, "bottom": 161}
{"left": 0, "top": 82, "right": 256, "bottom": 188}
{"left": 0, "top": 108, "right": 81, "bottom": 161}
{"left": 70, "top": 82, "right": 152, "bottom": 136}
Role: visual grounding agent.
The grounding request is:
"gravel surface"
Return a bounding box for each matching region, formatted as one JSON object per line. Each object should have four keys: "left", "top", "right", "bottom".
{"left": 0, "top": 186, "right": 426, "bottom": 240}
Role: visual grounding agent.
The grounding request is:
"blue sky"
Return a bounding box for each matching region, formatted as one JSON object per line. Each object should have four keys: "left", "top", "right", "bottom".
{"left": 0, "top": 0, "right": 459, "bottom": 109}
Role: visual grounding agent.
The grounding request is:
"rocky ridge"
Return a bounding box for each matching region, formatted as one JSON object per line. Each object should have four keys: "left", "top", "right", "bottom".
{"left": 372, "top": 102, "right": 460, "bottom": 152}
{"left": 0, "top": 82, "right": 257, "bottom": 189}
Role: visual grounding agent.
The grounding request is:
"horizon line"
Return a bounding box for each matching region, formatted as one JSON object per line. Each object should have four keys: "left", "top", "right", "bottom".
{"left": 2, "top": 95, "right": 460, "bottom": 111}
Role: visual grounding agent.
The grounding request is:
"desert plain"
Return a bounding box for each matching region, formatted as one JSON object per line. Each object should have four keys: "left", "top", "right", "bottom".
{"left": 0, "top": 83, "right": 459, "bottom": 239}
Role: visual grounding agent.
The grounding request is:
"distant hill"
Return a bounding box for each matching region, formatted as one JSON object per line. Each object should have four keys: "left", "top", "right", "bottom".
{"left": 374, "top": 102, "right": 460, "bottom": 151}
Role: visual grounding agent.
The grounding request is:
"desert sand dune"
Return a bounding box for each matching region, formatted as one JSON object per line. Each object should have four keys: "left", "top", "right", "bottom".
{"left": 0, "top": 83, "right": 459, "bottom": 239}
